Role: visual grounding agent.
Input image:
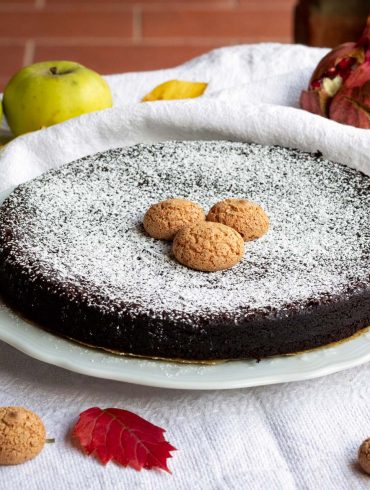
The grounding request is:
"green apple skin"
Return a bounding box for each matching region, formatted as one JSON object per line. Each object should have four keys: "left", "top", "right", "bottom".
{"left": 3, "top": 61, "right": 113, "bottom": 136}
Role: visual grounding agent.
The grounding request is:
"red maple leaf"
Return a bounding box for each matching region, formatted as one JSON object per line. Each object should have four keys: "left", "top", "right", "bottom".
{"left": 72, "top": 407, "right": 176, "bottom": 473}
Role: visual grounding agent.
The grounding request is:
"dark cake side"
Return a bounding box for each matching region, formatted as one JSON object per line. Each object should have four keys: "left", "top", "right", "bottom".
{"left": 1, "top": 253, "right": 370, "bottom": 360}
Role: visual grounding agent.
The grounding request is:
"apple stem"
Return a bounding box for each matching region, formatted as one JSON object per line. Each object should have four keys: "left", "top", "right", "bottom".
{"left": 49, "top": 66, "right": 58, "bottom": 75}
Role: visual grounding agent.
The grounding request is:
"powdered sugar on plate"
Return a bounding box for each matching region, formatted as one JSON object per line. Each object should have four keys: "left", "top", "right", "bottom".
{"left": 1, "top": 141, "right": 369, "bottom": 323}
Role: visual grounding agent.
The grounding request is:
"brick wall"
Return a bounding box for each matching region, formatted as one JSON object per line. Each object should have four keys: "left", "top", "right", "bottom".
{"left": 0, "top": 0, "right": 295, "bottom": 90}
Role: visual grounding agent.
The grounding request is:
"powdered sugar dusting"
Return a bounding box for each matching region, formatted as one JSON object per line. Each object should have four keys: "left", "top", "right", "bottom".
{"left": 1, "top": 141, "right": 369, "bottom": 323}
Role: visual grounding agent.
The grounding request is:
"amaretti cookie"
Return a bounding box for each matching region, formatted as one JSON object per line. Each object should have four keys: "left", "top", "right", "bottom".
{"left": 173, "top": 222, "right": 244, "bottom": 272}
{"left": 207, "top": 198, "right": 269, "bottom": 241}
{"left": 143, "top": 198, "right": 205, "bottom": 240}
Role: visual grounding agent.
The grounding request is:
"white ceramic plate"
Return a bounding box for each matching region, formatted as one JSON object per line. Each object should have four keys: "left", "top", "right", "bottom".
{"left": 1, "top": 298, "right": 370, "bottom": 389}
{"left": 2, "top": 187, "right": 370, "bottom": 390}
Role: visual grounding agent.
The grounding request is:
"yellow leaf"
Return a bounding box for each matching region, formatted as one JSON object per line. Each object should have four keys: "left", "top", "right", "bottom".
{"left": 142, "top": 80, "right": 208, "bottom": 102}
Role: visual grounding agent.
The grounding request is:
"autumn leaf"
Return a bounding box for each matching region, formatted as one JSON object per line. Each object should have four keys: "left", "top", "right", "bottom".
{"left": 142, "top": 79, "right": 208, "bottom": 102}
{"left": 73, "top": 407, "right": 176, "bottom": 473}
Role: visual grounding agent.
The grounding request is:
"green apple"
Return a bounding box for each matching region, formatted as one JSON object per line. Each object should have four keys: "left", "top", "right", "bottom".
{"left": 3, "top": 61, "right": 113, "bottom": 136}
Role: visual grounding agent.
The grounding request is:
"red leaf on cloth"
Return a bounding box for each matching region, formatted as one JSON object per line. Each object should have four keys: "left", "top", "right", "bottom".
{"left": 73, "top": 407, "right": 176, "bottom": 473}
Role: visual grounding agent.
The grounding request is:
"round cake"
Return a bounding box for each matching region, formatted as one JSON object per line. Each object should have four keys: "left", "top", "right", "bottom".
{"left": 0, "top": 141, "right": 370, "bottom": 361}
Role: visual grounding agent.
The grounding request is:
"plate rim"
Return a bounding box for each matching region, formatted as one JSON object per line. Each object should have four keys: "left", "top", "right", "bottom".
{"left": 1, "top": 167, "right": 370, "bottom": 390}
{"left": 1, "top": 301, "right": 370, "bottom": 390}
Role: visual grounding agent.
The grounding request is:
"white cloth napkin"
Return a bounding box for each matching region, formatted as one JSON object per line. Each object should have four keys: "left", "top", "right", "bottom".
{"left": 1, "top": 43, "right": 370, "bottom": 489}
{"left": 1, "top": 42, "right": 370, "bottom": 192}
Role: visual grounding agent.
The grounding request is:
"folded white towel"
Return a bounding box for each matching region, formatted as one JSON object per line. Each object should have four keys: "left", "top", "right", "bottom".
{"left": 1, "top": 43, "right": 369, "bottom": 194}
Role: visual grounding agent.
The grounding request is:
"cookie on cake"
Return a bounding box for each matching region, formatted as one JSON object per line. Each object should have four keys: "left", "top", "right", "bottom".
{"left": 173, "top": 221, "right": 244, "bottom": 272}
{"left": 207, "top": 198, "right": 269, "bottom": 241}
{"left": 143, "top": 198, "right": 205, "bottom": 240}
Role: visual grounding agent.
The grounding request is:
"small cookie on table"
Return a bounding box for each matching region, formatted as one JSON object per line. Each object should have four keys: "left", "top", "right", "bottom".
{"left": 0, "top": 406, "right": 45, "bottom": 465}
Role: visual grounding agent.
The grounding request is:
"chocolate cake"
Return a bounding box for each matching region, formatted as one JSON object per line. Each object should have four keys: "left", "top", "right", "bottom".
{"left": 0, "top": 141, "right": 370, "bottom": 361}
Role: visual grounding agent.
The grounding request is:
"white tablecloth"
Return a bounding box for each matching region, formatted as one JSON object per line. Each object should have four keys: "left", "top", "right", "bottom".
{"left": 1, "top": 43, "right": 370, "bottom": 489}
